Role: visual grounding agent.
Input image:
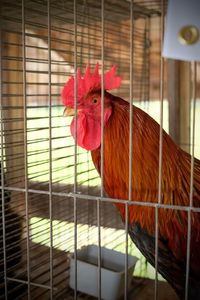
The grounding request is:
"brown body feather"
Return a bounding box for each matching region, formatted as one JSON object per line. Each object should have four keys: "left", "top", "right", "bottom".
{"left": 91, "top": 92, "right": 200, "bottom": 299}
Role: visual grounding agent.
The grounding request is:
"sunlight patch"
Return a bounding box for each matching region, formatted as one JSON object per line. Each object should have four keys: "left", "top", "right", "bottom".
{"left": 30, "top": 217, "right": 164, "bottom": 280}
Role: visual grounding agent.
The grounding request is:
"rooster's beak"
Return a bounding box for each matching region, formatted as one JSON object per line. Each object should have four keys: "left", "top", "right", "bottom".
{"left": 63, "top": 107, "right": 75, "bottom": 116}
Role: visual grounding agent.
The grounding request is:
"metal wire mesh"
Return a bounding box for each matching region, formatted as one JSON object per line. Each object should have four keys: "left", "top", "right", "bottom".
{"left": 0, "top": 0, "right": 200, "bottom": 299}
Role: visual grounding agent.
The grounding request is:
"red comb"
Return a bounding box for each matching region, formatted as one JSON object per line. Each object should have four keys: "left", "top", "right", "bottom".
{"left": 62, "top": 63, "right": 122, "bottom": 106}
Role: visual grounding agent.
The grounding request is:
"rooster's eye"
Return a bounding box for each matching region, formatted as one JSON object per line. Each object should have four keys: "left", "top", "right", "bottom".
{"left": 92, "top": 98, "right": 98, "bottom": 104}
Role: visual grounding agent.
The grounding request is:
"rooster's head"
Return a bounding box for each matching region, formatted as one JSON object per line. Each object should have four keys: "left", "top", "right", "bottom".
{"left": 62, "top": 63, "right": 122, "bottom": 150}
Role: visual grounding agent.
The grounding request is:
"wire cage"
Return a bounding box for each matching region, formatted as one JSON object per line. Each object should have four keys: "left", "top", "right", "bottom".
{"left": 0, "top": 0, "right": 200, "bottom": 299}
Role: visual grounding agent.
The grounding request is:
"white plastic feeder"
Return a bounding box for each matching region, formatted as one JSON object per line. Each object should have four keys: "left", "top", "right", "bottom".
{"left": 69, "top": 245, "right": 138, "bottom": 300}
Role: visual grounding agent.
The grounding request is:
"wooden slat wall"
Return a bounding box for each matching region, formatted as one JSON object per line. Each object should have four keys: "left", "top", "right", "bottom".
{"left": 2, "top": 31, "right": 25, "bottom": 187}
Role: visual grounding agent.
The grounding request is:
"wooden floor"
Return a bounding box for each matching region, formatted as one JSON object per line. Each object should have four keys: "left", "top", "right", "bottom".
{"left": 129, "top": 277, "right": 179, "bottom": 300}
{"left": 62, "top": 277, "right": 179, "bottom": 300}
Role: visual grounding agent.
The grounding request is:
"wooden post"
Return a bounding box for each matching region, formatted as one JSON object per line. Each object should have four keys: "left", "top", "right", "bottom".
{"left": 167, "top": 59, "right": 191, "bottom": 153}
{"left": 179, "top": 61, "right": 191, "bottom": 153}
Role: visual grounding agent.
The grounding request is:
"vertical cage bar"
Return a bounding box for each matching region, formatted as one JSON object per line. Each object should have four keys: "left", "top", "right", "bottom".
{"left": 154, "top": 206, "right": 159, "bottom": 300}
{"left": 73, "top": 0, "right": 78, "bottom": 299}
{"left": 128, "top": 0, "right": 133, "bottom": 209}
{"left": 126, "top": 0, "right": 134, "bottom": 298}
{"left": 0, "top": 6, "right": 8, "bottom": 298}
{"left": 97, "top": 197, "right": 101, "bottom": 300}
{"left": 189, "top": 62, "right": 196, "bottom": 213}
{"left": 98, "top": 0, "right": 105, "bottom": 298}
{"left": 155, "top": 1, "right": 165, "bottom": 299}
{"left": 47, "top": 0, "right": 53, "bottom": 298}
{"left": 22, "top": 0, "right": 31, "bottom": 298}
{"left": 145, "top": 17, "right": 151, "bottom": 104}
{"left": 185, "top": 61, "right": 196, "bottom": 300}
{"left": 100, "top": 2, "right": 105, "bottom": 198}
{"left": 124, "top": 203, "right": 129, "bottom": 300}
{"left": 158, "top": 0, "right": 165, "bottom": 206}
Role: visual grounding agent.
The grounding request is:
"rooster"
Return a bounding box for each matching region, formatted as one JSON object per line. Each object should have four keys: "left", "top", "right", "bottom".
{"left": 62, "top": 63, "right": 200, "bottom": 299}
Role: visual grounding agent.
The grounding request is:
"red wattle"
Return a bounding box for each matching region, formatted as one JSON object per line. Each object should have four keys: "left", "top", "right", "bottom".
{"left": 70, "top": 112, "right": 101, "bottom": 150}
{"left": 70, "top": 109, "right": 112, "bottom": 151}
